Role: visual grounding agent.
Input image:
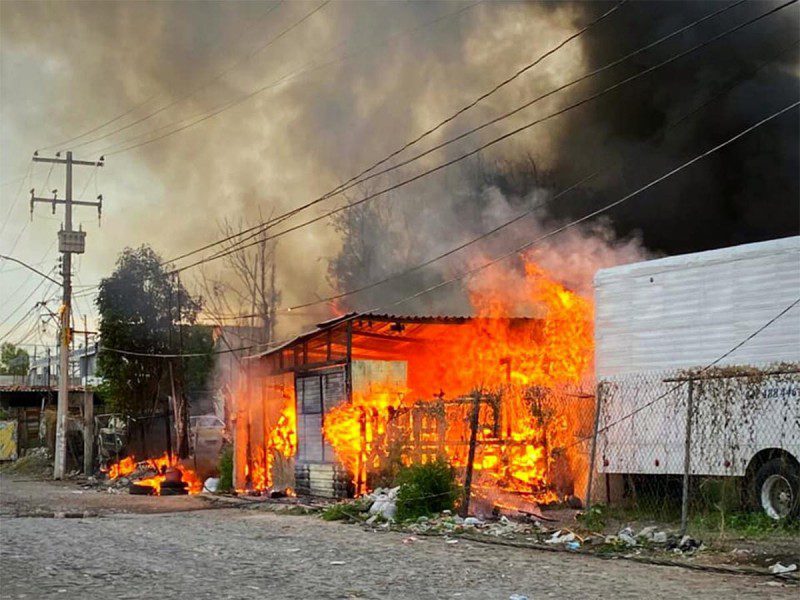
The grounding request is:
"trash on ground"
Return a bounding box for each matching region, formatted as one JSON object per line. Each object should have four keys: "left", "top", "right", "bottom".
{"left": 545, "top": 530, "right": 576, "bottom": 545}
{"left": 769, "top": 562, "right": 797, "bottom": 575}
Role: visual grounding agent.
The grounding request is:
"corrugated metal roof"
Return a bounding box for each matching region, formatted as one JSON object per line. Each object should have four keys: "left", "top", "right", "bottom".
{"left": 254, "top": 312, "right": 479, "bottom": 359}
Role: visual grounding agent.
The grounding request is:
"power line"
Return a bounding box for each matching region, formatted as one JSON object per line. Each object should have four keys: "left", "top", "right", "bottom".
{"left": 321, "top": 0, "right": 630, "bottom": 200}
{"left": 96, "top": 100, "right": 798, "bottom": 357}
{"left": 164, "top": 0, "right": 762, "bottom": 271}
{"left": 0, "top": 162, "right": 33, "bottom": 237}
{"left": 589, "top": 296, "right": 800, "bottom": 441}
{"left": 39, "top": 1, "right": 286, "bottom": 152}
{"left": 171, "top": 0, "right": 797, "bottom": 275}
{"left": 94, "top": 0, "right": 487, "bottom": 158}
{"left": 0, "top": 240, "right": 57, "bottom": 305}
{"left": 356, "top": 100, "right": 798, "bottom": 317}
{"left": 67, "top": 1, "right": 329, "bottom": 154}
{"left": 0, "top": 282, "right": 59, "bottom": 344}
{"left": 0, "top": 266, "right": 57, "bottom": 326}
{"left": 316, "top": 0, "right": 753, "bottom": 200}
{"left": 276, "top": 36, "right": 800, "bottom": 311}
{"left": 161, "top": 0, "right": 629, "bottom": 266}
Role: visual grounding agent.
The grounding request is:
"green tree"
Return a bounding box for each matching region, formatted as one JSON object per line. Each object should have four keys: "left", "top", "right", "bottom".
{"left": 0, "top": 343, "right": 29, "bottom": 375}
{"left": 96, "top": 246, "right": 212, "bottom": 430}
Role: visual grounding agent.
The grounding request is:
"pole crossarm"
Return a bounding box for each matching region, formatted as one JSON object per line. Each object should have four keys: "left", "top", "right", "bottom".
{"left": 32, "top": 156, "right": 103, "bottom": 167}
{"left": 31, "top": 197, "right": 102, "bottom": 208}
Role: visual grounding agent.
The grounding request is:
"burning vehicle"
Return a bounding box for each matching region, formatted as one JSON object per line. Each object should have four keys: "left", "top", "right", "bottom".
{"left": 232, "top": 261, "right": 596, "bottom": 513}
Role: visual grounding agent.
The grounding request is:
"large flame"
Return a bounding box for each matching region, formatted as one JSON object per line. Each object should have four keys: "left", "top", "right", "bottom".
{"left": 236, "top": 258, "right": 594, "bottom": 505}
{"left": 321, "top": 259, "right": 593, "bottom": 502}
{"left": 323, "top": 384, "right": 407, "bottom": 492}
{"left": 240, "top": 395, "right": 297, "bottom": 492}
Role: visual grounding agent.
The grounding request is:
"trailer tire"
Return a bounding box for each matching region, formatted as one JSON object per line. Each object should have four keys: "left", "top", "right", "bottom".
{"left": 752, "top": 458, "right": 800, "bottom": 520}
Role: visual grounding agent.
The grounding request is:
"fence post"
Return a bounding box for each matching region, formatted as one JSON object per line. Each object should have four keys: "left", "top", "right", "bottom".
{"left": 680, "top": 378, "right": 694, "bottom": 536}
{"left": 585, "top": 383, "right": 603, "bottom": 510}
{"left": 459, "top": 391, "right": 481, "bottom": 518}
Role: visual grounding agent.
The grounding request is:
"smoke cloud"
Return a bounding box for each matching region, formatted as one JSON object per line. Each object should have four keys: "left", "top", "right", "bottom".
{"left": 1, "top": 1, "right": 797, "bottom": 337}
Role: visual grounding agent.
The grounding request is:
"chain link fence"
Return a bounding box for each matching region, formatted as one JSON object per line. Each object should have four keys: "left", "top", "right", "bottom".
{"left": 366, "top": 381, "right": 596, "bottom": 515}
{"left": 590, "top": 364, "right": 800, "bottom": 533}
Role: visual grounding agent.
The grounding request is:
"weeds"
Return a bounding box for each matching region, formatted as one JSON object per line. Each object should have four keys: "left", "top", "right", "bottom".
{"left": 321, "top": 500, "right": 368, "bottom": 521}
{"left": 395, "top": 457, "right": 461, "bottom": 521}
{"left": 691, "top": 510, "right": 800, "bottom": 537}
{"left": 577, "top": 505, "right": 606, "bottom": 531}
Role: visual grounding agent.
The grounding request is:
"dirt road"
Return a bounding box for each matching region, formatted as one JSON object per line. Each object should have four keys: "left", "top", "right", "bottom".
{"left": 0, "top": 476, "right": 796, "bottom": 600}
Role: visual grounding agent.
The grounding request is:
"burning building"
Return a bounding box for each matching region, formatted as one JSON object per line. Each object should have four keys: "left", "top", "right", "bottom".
{"left": 233, "top": 261, "right": 596, "bottom": 511}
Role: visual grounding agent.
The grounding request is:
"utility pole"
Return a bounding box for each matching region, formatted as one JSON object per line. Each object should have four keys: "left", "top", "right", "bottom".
{"left": 31, "top": 151, "right": 103, "bottom": 479}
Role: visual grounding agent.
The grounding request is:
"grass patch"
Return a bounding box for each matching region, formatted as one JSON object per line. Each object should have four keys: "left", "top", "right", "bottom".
{"left": 396, "top": 457, "right": 461, "bottom": 521}
{"left": 321, "top": 500, "right": 367, "bottom": 522}
{"left": 691, "top": 510, "right": 800, "bottom": 537}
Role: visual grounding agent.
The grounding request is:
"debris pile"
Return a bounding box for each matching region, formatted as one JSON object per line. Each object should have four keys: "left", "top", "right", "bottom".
{"left": 97, "top": 454, "right": 202, "bottom": 495}
{"left": 602, "top": 526, "right": 703, "bottom": 555}
{"left": 0, "top": 447, "right": 53, "bottom": 478}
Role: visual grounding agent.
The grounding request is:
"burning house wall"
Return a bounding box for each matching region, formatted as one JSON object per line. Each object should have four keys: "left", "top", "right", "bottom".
{"left": 232, "top": 364, "right": 295, "bottom": 493}
{"left": 232, "top": 258, "right": 597, "bottom": 510}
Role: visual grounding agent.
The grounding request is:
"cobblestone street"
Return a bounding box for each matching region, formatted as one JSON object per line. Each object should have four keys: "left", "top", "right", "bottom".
{"left": 1, "top": 478, "right": 796, "bottom": 600}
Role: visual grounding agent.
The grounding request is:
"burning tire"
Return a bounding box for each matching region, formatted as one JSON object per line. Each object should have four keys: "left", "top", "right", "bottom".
{"left": 160, "top": 481, "right": 189, "bottom": 496}
{"left": 129, "top": 483, "right": 156, "bottom": 496}
{"left": 753, "top": 458, "right": 800, "bottom": 520}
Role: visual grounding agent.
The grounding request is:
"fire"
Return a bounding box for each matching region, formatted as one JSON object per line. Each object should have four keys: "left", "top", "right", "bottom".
{"left": 234, "top": 257, "right": 594, "bottom": 508}
{"left": 268, "top": 398, "right": 297, "bottom": 460}
{"left": 321, "top": 258, "right": 594, "bottom": 504}
{"left": 104, "top": 453, "right": 203, "bottom": 495}
{"left": 239, "top": 394, "right": 297, "bottom": 492}
{"left": 107, "top": 456, "right": 136, "bottom": 479}
{"left": 323, "top": 384, "right": 406, "bottom": 494}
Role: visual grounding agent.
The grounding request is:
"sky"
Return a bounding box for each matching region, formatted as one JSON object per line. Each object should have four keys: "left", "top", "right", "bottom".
{"left": 1, "top": 0, "right": 798, "bottom": 351}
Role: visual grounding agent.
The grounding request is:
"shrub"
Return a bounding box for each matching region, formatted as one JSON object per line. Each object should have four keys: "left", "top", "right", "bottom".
{"left": 216, "top": 445, "right": 233, "bottom": 493}
{"left": 395, "top": 457, "right": 461, "bottom": 521}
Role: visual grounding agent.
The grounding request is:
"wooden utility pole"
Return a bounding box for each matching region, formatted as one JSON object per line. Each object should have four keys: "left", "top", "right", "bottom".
{"left": 31, "top": 151, "right": 103, "bottom": 479}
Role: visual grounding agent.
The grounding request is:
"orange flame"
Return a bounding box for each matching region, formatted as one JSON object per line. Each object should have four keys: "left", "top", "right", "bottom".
{"left": 321, "top": 259, "right": 593, "bottom": 503}
{"left": 239, "top": 394, "right": 298, "bottom": 493}
{"left": 104, "top": 453, "right": 203, "bottom": 495}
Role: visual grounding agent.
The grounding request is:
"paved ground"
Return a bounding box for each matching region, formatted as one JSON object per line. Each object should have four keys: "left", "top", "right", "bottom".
{"left": 0, "top": 476, "right": 796, "bottom": 600}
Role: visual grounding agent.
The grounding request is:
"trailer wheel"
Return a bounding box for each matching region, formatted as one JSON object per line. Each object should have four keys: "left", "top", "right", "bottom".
{"left": 753, "top": 458, "right": 800, "bottom": 520}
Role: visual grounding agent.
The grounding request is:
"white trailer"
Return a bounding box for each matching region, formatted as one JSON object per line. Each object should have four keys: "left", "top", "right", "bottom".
{"left": 594, "top": 236, "right": 800, "bottom": 518}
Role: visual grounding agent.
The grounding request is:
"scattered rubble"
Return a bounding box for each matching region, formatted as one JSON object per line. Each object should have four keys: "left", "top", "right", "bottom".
{"left": 617, "top": 527, "right": 637, "bottom": 547}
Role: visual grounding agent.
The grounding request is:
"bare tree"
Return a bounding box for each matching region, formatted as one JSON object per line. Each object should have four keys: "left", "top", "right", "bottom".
{"left": 195, "top": 215, "right": 281, "bottom": 425}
